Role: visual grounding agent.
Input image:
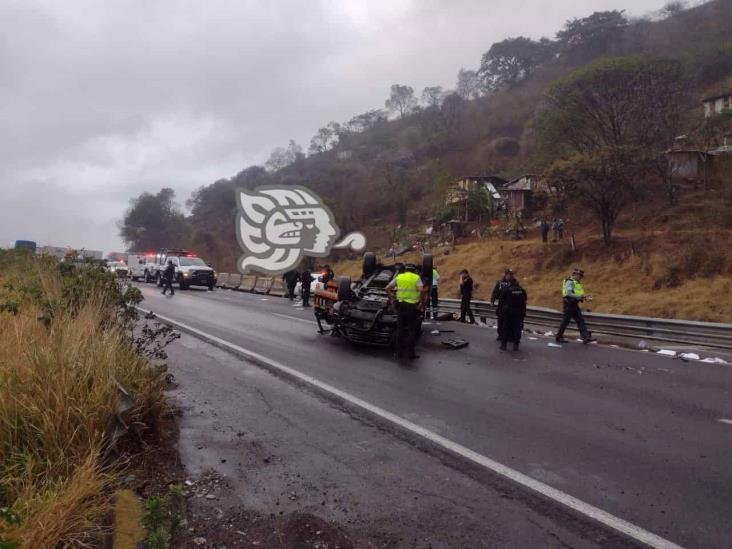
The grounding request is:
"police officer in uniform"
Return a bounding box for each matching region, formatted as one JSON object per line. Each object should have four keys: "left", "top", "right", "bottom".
{"left": 496, "top": 271, "right": 527, "bottom": 351}
{"left": 556, "top": 268, "right": 597, "bottom": 344}
{"left": 282, "top": 269, "right": 300, "bottom": 301}
{"left": 490, "top": 268, "right": 513, "bottom": 341}
{"left": 161, "top": 260, "right": 176, "bottom": 296}
{"left": 300, "top": 269, "right": 313, "bottom": 307}
{"left": 387, "top": 264, "right": 425, "bottom": 360}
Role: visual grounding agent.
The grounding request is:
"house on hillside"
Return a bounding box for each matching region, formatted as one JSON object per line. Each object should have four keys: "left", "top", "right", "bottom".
{"left": 665, "top": 149, "right": 710, "bottom": 184}
{"left": 703, "top": 90, "right": 732, "bottom": 118}
{"left": 501, "top": 174, "right": 546, "bottom": 212}
{"left": 445, "top": 175, "right": 506, "bottom": 205}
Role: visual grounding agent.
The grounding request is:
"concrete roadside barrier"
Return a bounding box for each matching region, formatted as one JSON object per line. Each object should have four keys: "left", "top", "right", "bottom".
{"left": 269, "top": 278, "right": 286, "bottom": 297}
{"left": 227, "top": 273, "right": 242, "bottom": 290}
{"left": 253, "top": 276, "right": 273, "bottom": 294}
{"left": 216, "top": 273, "right": 230, "bottom": 288}
{"left": 238, "top": 275, "right": 258, "bottom": 292}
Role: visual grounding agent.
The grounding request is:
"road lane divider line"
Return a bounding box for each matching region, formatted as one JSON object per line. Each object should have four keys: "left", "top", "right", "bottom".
{"left": 139, "top": 306, "right": 684, "bottom": 549}
{"left": 272, "top": 312, "right": 318, "bottom": 325}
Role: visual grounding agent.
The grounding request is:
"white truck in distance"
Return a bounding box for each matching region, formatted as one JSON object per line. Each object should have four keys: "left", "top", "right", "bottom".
{"left": 126, "top": 253, "right": 152, "bottom": 281}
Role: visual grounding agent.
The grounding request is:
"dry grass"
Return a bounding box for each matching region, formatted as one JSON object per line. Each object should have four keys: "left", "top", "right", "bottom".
{"left": 0, "top": 252, "right": 166, "bottom": 548}
{"left": 333, "top": 227, "right": 732, "bottom": 323}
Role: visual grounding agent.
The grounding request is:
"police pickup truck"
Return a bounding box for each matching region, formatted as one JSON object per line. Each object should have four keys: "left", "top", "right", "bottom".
{"left": 151, "top": 248, "right": 217, "bottom": 290}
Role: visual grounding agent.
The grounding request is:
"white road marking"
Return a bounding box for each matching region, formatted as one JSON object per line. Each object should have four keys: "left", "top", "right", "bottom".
{"left": 717, "top": 419, "right": 732, "bottom": 425}
{"left": 139, "top": 306, "right": 684, "bottom": 549}
{"left": 272, "top": 312, "right": 317, "bottom": 325}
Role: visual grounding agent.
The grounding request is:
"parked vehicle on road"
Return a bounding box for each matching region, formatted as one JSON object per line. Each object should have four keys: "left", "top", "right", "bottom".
{"left": 106, "top": 260, "right": 129, "bottom": 278}
{"left": 150, "top": 248, "right": 217, "bottom": 290}
{"left": 127, "top": 253, "right": 152, "bottom": 281}
{"left": 313, "top": 252, "right": 433, "bottom": 346}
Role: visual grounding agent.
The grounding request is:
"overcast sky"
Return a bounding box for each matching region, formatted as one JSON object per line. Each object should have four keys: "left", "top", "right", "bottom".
{"left": 1, "top": 0, "right": 670, "bottom": 253}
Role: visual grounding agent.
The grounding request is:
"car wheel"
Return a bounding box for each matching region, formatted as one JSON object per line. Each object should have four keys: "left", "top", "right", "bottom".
{"left": 208, "top": 282, "right": 215, "bottom": 291}
{"left": 362, "top": 252, "right": 377, "bottom": 277}
{"left": 337, "top": 276, "right": 352, "bottom": 301}
{"left": 179, "top": 276, "right": 187, "bottom": 290}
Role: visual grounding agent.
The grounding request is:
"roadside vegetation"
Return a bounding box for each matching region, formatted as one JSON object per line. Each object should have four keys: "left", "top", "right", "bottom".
{"left": 0, "top": 250, "right": 168, "bottom": 547}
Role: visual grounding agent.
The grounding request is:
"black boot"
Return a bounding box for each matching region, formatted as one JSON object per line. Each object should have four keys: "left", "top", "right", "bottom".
{"left": 499, "top": 341, "right": 507, "bottom": 351}
{"left": 513, "top": 342, "right": 520, "bottom": 351}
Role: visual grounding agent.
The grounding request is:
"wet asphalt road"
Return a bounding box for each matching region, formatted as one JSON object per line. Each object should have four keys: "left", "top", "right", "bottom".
{"left": 138, "top": 283, "right": 732, "bottom": 549}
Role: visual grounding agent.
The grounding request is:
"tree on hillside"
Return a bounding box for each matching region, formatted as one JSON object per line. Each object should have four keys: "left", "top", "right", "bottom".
{"left": 421, "top": 86, "right": 445, "bottom": 108}
{"left": 540, "top": 55, "right": 687, "bottom": 242}
{"left": 661, "top": 1, "right": 686, "bottom": 18}
{"left": 385, "top": 84, "right": 418, "bottom": 118}
{"left": 556, "top": 11, "right": 628, "bottom": 61}
{"left": 265, "top": 139, "right": 304, "bottom": 172}
{"left": 478, "top": 37, "right": 554, "bottom": 90}
{"left": 548, "top": 148, "right": 638, "bottom": 246}
{"left": 345, "top": 109, "right": 388, "bottom": 133}
{"left": 455, "top": 69, "right": 483, "bottom": 99}
{"left": 308, "top": 122, "right": 341, "bottom": 154}
{"left": 119, "top": 188, "right": 189, "bottom": 251}
{"left": 379, "top": 158, "right": 415, "bottom": 225}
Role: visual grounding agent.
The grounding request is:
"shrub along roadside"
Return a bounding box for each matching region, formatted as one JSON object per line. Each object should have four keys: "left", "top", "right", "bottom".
{"left": 0, "top": 250, "right": 171, "bottom": 547}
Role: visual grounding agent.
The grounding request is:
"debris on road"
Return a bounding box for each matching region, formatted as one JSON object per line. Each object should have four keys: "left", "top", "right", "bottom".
{"left": 656, "top": 349, "right": 677, "bottom": 357}
{"left": 701, "top": 357, "right": 729, "bottom": 364}
{"left": 679, "top": 352, "right": 700, "bottom": 360}
{"left": 441, "top": 338, "right": 469, "bottom": 349}
{"left": 547, "top": 342, "right": 562, "bottom": 348}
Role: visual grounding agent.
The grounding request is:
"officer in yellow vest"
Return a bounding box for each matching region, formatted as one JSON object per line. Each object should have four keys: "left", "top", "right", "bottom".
{"left": 387, "top": 264, "right": 425, "bottom": 359}
{"left": 556, "top": 268, "right": 596, "bottom": 344}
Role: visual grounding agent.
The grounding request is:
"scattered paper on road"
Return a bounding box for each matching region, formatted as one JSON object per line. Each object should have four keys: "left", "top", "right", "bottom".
{"left": 547, "top": 342, "right": 562, "bottom": 348}
{"left": 544, "top": 331, "right": 554, "bottom": 337}
{"left": 679, "top": 353, "right": 700, "bottom": 360}
{"left": 701, "top": 357, "right": 729, "bottom": 364}
{"left": 528, "top": 337, "right": 538, "bottom": 340}
{"left": 656, "top": 349, "right": 677, "bottom": 357}
{"left": 431, "top": 330, "right": 440, "bottom": 335}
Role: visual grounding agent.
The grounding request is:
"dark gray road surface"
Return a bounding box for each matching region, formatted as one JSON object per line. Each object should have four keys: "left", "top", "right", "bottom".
{"left": 139, "top": 284, "right": 732, "bottom": 549}
{"left": 168, "top": 332, "right": 626, "bottom": 548}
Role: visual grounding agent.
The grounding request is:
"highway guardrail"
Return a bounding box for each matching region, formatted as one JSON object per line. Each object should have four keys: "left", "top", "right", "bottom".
{"left": 438, "top": 298, "right": 732, "bottom": 350}
{"left": 211, "top": 274, "right": 732, "bottom": 350}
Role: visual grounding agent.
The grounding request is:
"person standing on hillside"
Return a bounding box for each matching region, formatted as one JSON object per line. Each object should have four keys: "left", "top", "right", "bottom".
{"left": 161, "top": 260, "right": 176, "bottom": 296}
{"left": 387, "top": 264, "right": 425, "bottom": 360}
{"left": 556, "top": 268, "right": 597, "bottom": 344}
{"left": 497, "top": 272, "right": 527, "bottom": 351}
{"left": 283, "top": 269, "right": 300, "bottom": 301}
{"left": 491, "top": 268, "right": 513, "bottom": 341}
{"left": 428, "top": 266, "right": 440, "bottom": 320}
{"left": 558, "top": 218, "right": 565, "bottom": 240}
{"left": 540, "top": 219, "right": 549, "bottom": 243}
{"left": 459, "top": 269, "right": 475, "bottom": 324}
{"left": 551, "top": 219, "right": 559, "bottom": 242}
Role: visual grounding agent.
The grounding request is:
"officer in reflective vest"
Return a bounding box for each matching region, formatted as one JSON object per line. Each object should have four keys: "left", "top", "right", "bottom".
{"left": 387, "top": 264, "right": 425, "bottom": 359}
{"left": 556, "top": 268, "right": 596, "bottom": 344}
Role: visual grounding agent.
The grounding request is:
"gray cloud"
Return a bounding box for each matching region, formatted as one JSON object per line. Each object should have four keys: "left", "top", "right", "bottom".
{"left": 0, "top": 0, "right": 668, "bottom": 252}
